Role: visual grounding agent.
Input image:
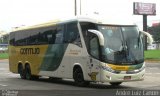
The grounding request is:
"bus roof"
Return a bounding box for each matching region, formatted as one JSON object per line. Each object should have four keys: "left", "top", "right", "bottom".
{"left": 13, "top": 16, "right": 136, "bottom": 32}
{"left": 13, "top": 19, "right": 60, "bottom": 32}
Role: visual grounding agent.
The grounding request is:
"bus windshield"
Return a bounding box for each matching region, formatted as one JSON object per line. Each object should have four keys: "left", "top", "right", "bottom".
{"left": 98, "top": 25, "right": 144, "bottom": 65}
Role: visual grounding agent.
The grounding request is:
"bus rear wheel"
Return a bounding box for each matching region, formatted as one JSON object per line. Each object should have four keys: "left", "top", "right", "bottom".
{"left": 25, "top": 65, "right": 32, "bottom": 80}
{"left": 18, "top": 64, "right": 25, "bottom": 79}
{"left": 25, "top": 65, "right": 39, "bottom": 80}
{"left": 110, "top": 82, "right": 122, "bottom": 86}
{"left": 73, "top": 67, "right": 89, "bottom": 87}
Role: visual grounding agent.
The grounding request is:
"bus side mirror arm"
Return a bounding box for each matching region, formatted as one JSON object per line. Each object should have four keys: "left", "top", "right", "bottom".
{"left": 140, "top": 31, "right": 153, "bottom": 45}
{"left": 87, "top": 29, "right": 104, "bottom": 46}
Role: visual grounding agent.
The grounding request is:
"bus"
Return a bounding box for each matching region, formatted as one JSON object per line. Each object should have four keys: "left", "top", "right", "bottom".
{"left": 9, "top": 17, "right": 153, "bottom": 86}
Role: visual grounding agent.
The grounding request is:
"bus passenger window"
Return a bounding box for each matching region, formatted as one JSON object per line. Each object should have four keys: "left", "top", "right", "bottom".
{"left": 42, "top": 30, "right": 56, "bottom": 44}
{"left": 80, "top": 22, "right": 97, "bottom": 49}
{"left": 65, "top": 22, "right": 81, "bottom": 47}
{"left": 55, "top": 25, "right": 64, "bottom": 44}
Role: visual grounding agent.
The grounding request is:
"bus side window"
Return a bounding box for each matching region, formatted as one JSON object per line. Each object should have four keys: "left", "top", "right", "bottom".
{"left": 9, "top": 32, "right": 15, "bottom": 46}
{"left": 65, "top": 22, "right": 81, "bottom": 47}
{"left": 9, "top": 39, "right": 15, "bottom": 46}
{"left": 41, "top": 30, "right": 55, "bottom": 44}
{"left": 15, "top": 31, "right": 29, "bottom": 46}
{"left": 80, "top": 22, "right": 97, "bottom": 51}
{"left": 88, "top": 33, "right": 100, "bottom": 59}
{"left": 55, "top": 25, "right": 64, "bottom": 44}
{"left": 28, "top": 34, "right": 38, "bottom": 45}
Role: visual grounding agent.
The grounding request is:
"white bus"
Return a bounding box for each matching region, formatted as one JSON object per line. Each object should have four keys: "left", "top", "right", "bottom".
{"left": 9, "top": 17, "right": 152, "bottom": 86}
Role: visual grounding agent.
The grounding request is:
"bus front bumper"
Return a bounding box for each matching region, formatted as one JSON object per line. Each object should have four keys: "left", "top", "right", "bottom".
{"left": 101, "top": 69, "right": 145, "bottom": 83}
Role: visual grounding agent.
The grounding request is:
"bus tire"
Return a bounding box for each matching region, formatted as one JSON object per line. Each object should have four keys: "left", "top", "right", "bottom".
{"left": 73, "top": 67, "right": 89, "bottom": 87}
{"left": 110, "top": 82, "right": 122, "bottom": 86}
{"left": 25, "top": 65, "right": 32, "bottom": 80}
{"left": 18, "top": 64, "right": 25, "bottom": 79}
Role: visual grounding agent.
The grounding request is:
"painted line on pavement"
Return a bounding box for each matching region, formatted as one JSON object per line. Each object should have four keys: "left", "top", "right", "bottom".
{"left": 0, "top": 84, "right": 8, "bottom": 87}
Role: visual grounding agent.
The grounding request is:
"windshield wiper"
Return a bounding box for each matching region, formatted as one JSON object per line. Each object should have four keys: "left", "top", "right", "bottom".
{"left": 117, "top": 40, "right": 128, "bottom": 54}
{"left": 117, "top": 40, "right": 133, "bottom": 62}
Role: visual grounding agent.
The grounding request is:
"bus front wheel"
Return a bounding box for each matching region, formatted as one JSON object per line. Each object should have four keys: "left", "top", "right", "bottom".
{"left": 73, "top": 67, "right": 89, "bottom": 87}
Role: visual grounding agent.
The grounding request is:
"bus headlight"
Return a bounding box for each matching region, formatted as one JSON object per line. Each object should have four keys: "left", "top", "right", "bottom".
{"left": 135, "top": 63, "right": 145, "bottom": 72}
{"left": 139, "top": 63, "right": 145, "bottom": 71}
{"left": 127, "top": 63, "right": 145, "bottom": 74}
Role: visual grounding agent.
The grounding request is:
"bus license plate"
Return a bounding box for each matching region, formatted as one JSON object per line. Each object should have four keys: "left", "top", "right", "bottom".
{"left": 124, "top": 76, "right": 131, "bottom": 80}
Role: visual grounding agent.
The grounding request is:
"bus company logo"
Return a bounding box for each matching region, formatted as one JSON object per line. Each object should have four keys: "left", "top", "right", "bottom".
{"left": 88, "top": 72, "right": 99, "bottom": 81}
{"left": 20, "top": 48, "right": 40, "bottom": 55}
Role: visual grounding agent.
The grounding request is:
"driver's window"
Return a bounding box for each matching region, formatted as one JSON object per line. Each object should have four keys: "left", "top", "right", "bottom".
{"left": 89, "top": 33, "right": 100, "bottom": 59}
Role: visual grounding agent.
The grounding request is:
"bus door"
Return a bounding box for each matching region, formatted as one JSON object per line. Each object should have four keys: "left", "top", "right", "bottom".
{"left": 87, "top": 32, "right": 101, "bottom": 81}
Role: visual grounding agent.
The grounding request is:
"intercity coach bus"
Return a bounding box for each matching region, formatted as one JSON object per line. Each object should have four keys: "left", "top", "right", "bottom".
{"left": 9, "top": 17, "right": 153, "bottom": 86}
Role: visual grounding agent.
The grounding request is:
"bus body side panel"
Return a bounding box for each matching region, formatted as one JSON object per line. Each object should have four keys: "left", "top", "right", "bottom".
{"left": 60, "top": 44, "right": 86, "bottom": 79}
{"left": 52, "top": 43, "right": 101, "bottom": 81}
{"left": 9, "top": 45, "right": 19, "bottom": 73}
{"left": 38, "top": 44, "right": 70, "bottom": 78}
{"left": 38, "top": 43, "right": 87, "bottom": 79}
{"left": 38, "top": 43, "right": 100, "bottom": 81}
{"left": 9, "top": 45, "right": 49, "bottom": 75}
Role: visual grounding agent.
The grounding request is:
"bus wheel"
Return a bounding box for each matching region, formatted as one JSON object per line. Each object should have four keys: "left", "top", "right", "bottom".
{"left": 25, "top": 65, "right": 32, "bottom": 80}
{"left": 18, "top": 64, "right": 25, "bottom": 79}
{"left": 73, "top": 67, "right": 89, "bottom": 87}
{"left": 110, "top": 82, "right": 122, "bottom": 86}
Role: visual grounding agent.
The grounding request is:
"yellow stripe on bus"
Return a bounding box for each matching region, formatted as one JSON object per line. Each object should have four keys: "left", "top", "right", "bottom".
{"left": 107, "top": 64, "right": 129, "bottom": 71}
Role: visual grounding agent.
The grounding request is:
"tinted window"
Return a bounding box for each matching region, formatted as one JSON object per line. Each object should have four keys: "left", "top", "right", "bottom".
{"left": 55, "top": 24, "right": 64, "bottom": 44}
{"left": 64, "top": 22, "right": 81, "bottom": 47}
{"left": 14, "top": 25, "right": 58, "bottom": 46}
{"left": 38, "top": 30, "right": 57, "bottom": 44}
{"left": 89, "top": 33, "right": 100, "bottom": 59}
{"left": 80, "top": 22, "right": 97, "bottom": 49}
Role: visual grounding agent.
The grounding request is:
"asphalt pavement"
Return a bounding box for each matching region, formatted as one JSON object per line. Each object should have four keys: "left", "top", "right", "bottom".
{"left": 0, "top": 59, "right": 160, "bottom": 96}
